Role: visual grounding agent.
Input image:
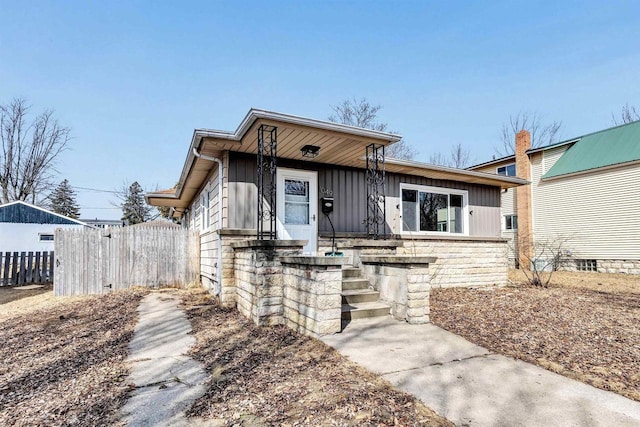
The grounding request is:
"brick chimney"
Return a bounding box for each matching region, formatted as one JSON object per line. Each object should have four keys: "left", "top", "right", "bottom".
{"left": 515, "top": 130, "right": 532, "bottom": 270}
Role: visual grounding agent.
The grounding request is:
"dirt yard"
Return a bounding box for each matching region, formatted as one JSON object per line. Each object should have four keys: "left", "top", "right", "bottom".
{"left": 181, "top": 289, "right": 452, "bottom": 426}
{"left": 431, "top": 270, "right": 640, "bottom": 402}
{"left": 0, "top": 288, "right": 147, "bottom": 426}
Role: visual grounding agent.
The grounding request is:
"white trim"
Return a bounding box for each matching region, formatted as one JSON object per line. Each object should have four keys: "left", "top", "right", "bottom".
{"left": 399, "top": 183, "right": 469, "bottom": 236}
{"left": 496, "top": 163, "right": 516, "bottom": 177}
{"left": 276, "top": 168, "right": 318, "bottom": 254}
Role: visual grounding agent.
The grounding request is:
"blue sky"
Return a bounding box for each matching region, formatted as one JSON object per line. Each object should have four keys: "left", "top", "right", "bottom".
{"left": 1, "top": 1, "right": 639, "bottom": 219}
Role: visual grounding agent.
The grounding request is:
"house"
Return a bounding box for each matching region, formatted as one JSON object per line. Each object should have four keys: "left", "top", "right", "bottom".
{"left": 147, "top": 109, "right": 526, "bottom": 335}
{"left": 80, "top": 218, "right": 124, "bottom": 228}
{"left": 0, "top": 201, "right": 89, "bottom": 252}
{"left": 469, "top": 120, "right": 640, "bottom": 274}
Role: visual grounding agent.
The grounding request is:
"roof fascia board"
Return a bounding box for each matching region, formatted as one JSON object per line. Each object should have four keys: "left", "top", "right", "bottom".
{"left": 526, "top": 138, "right": 580, "bottom": 155}
{"left": 467, "top": 155, "right": 516, "bottom": 170}
{"left": 541, "top": 158, "right": 640, "bottom": 181}
{"left": 385, "top": 157, "right": 529, "bottom": 186}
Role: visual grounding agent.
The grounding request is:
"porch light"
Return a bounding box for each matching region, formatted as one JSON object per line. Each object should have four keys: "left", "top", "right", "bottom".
{"left": 301, "top": 145, "right": 320, "bottom": 158}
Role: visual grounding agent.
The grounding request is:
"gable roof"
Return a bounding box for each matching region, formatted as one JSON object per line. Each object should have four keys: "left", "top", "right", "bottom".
{"left": 0, "top": 201, "right": 89, "bottom": 226}
{"left": 543, "top": 120, "right": 640, "bottom": 179}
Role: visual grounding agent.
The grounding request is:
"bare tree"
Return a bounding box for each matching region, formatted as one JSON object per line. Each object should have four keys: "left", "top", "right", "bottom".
{"left": 429, "top": 143, "right": 473, "bottom": 168}
{"left": 513, "top": 233, "right": 574, "bottom": 287}
{"left": 0, "top": 98, "right": 70, "bottom": 204}
{"left": 612, "top": 103, "right": 640, "bottom": 125}
{"left": 496, "top": 111, "right": 562, "bottom": 156}
{"left": 328, "top": 98, "right": 417, "bottom": 160}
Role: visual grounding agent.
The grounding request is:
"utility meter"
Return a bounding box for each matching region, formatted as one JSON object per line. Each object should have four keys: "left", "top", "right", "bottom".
{"left": 321, "top": 197, "right": 334, "bottom": 214}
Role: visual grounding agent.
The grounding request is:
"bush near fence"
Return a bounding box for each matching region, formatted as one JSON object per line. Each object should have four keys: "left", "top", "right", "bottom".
{"left": 54, "top": 227, "right": 199, "bottom": 296}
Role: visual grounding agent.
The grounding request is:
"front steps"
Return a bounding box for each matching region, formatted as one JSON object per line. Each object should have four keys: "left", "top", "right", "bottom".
{"left": 341, "top": 267, "right": 390, "bottom": 325}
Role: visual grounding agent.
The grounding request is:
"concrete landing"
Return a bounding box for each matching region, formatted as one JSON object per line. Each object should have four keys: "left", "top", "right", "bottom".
{"left": 120, "top": 292, "right": 212, "bottom": 427}
{"left": 322, "top": 317, "right": 640, "bottom": 427}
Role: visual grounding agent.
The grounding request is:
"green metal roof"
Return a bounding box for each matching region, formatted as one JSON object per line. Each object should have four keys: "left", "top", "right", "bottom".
{"left": 543, "top": 120, "right": 640, "bottom": 179}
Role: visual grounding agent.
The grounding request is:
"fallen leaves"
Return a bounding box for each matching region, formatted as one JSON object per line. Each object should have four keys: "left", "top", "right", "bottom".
{"left": 431, "top": 281, "right": 640, "bottom": 402}
{"left": 0, "top": 288, "right": 147, "bottom": 426}
{"left": 181, "top": 290, "right": 452, "bottom": 426}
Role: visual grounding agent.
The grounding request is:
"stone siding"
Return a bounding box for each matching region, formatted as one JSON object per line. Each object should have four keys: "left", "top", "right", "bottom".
{"left": 596, "top": 259, "right": 640, "bottom": 275}
{"left": 231, "top": 241, "right": 303, "bottom": 326}
{"left": 396, "top": 239, "right": 508, "bottom": 288}
{"left": 282, "top": 259, "right": 343, "bottom": 337}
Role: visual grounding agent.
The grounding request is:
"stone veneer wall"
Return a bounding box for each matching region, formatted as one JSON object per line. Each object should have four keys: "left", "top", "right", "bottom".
{"left": 396, "top": 238, "right": 508, "bottom": 288}
{"left": 231, "top": 240, "right": 304, "bottom": 326}
{"left": 320, "top": 235, "right": 509, "bottom": 288}
{"left": 219, "top": 230, "right": 260, "bottom": 307}
{"left": 281, "top": 257, "right": 344, "bottom": 337}
{"left": 360, "top": 256, "right": 434, "bottom": 324}
{"left": 597, "top": 260, "right": 640, "bottom": 275}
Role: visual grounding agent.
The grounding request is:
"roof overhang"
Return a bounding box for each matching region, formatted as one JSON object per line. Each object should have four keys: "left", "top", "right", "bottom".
{"left": 385, "top": 158, "right": 528, "bottom": 188}
{"left": 146, "top": 109, "right": 403, "bottom": 217}
{"left": 147, "top": 109, "right": 528, "bottom": 218}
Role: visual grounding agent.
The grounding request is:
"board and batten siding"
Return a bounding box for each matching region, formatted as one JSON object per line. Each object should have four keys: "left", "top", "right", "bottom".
{"left": 226, "top": 152, "right": 501, "bottom": 237}
{"left": 531, "top": 147, "right": 640, "bottom": 260}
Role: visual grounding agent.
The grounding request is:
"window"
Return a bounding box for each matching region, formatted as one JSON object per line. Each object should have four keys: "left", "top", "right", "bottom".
{"left": 505, "top": 215, "right": 518, "bottom": 230}
{"left": 201, "top": 191, "right": 210, "bottom": 231}
{"left": 39, "top": 233, "right": 54, "bottom": 242}
{"left": 497, "top": 163, "right": 516, "bottom": 176}
{"left": 576, "top": 259, "right": 597, "bottom": 272}
{"left": 401, "top": 184, "right": 467, "bottom": 234}
{"left": 284, "top": 179, "right": 310, "bottom": 224}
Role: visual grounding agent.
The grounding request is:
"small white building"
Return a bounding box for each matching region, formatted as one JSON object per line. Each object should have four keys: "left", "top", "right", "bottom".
{"left": 0, "top": 201, "right": 89, "bottom": 252}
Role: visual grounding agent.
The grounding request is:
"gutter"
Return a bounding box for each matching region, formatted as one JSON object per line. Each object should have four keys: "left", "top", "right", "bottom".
{"left": 192, "top": 146, "right": 224, "bottom": 297}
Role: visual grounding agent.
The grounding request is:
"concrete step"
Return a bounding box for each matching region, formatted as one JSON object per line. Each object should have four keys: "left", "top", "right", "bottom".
{"left": 341, "top": 278, "right": 371, "bottom": 291}
{"left": 342, "top": 267, "right": 363, "bottom": 279}
{"left": 342, "top": 289, "right": 380, "bottom": 304}
{"left": 341, "top": 301, "right": 391, "bottom": 320}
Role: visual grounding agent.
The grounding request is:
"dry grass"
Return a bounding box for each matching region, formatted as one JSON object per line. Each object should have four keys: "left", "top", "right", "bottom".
{"left": 509, "top": 269, "right": 640, "bottom": 294}
{"left": 0, "top": 288, "right": 147, "bottom": 426}
{"left": 431, "top": 271, "right": 640, "bottom": 402}
{"left": 181, "top": 288, "right": 452, "bottom": 427}
{"left": 0, "top": 285, "right": 88, "bottom": 321}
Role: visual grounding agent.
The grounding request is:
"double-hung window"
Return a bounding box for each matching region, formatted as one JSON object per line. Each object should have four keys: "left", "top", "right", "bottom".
{"left": 401, "top": 184, "right": 468, "bottom": 234}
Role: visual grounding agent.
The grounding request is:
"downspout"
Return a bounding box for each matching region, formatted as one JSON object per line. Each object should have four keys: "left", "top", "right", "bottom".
{"left": 192, "top": 147, "right": 224, "bottom": 296}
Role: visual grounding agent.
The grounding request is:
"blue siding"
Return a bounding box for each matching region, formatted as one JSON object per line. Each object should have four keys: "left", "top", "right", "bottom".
{"left": 0, "top": 203, "right": 79, "bottom": 225}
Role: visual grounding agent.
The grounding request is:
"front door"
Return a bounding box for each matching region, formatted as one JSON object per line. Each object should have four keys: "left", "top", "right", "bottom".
{"left": 276, "top": 168, "right": 318, "bottom": 254}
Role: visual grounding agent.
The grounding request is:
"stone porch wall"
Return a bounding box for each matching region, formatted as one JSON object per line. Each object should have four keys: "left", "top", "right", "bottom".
{"left": 396, "top": 238, "right": 508, "bottom": 288}
{"left": 231, "top": 240, "right": 304, "bottom": 326}
{"left": 281, "top": 257, "right": 344, "bottom": 337}
{"left": 230, "top": 239, "right": 346, "bottom": 336}
{"left": 360, "top": 256, "right": 435, "bottom": 324}
{"left": 320, "top": 235, "right": 509, "bottom": 288}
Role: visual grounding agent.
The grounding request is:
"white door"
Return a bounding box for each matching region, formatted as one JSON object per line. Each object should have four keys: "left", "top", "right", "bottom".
{"left": 276, "top": 168, "right": 318, "bottom": 254}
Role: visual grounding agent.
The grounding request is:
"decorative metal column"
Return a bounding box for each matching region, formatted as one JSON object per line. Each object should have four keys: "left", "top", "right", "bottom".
{"left": 365, "top": 143, "right": 386, "bottom": 239}
{"left": 257, "top": 125, "right": 278, "bottom": 239}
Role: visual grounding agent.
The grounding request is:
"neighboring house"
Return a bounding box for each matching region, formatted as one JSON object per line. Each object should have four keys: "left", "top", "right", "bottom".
{"left": 0, "top": 201, "right": 89, "bottom": 252}
{"left": 147, "top": 108, "right": 526, "bottom": 305}
{"left": 81, "top": 218, "right": 124, "bottom": 228}
{"left": 469, "top": 120, "right": 640, "bottom": 274}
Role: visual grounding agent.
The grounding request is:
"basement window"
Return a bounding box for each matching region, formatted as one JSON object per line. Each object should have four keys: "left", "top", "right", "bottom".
{"left": 497, "top": 163, "right": 516, "bottom": 176}
{"left": 576, "top": 259, "right": 597, "bottom": 272}
{"left": 401, "top": 184, "right": 468, "bottom": 235}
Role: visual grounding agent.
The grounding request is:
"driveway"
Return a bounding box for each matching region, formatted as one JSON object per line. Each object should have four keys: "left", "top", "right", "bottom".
{"left": 322, "top": 318, "right": 640, "bottom": 427}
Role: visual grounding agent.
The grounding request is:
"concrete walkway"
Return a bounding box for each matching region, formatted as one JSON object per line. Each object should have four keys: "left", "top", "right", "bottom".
{"left": 322, "top": 318, "right": 640, "bottom": 427}
{"left": 119, "top": 292, "right": 210, "bottom": 427}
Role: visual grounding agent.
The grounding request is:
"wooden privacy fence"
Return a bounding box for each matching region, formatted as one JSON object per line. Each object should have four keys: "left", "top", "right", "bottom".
{"left": 0, "top": 251, "right": 54, "bottom": 286}
{"left": 54, "top": 227, "right": 200, "bottom": 296}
